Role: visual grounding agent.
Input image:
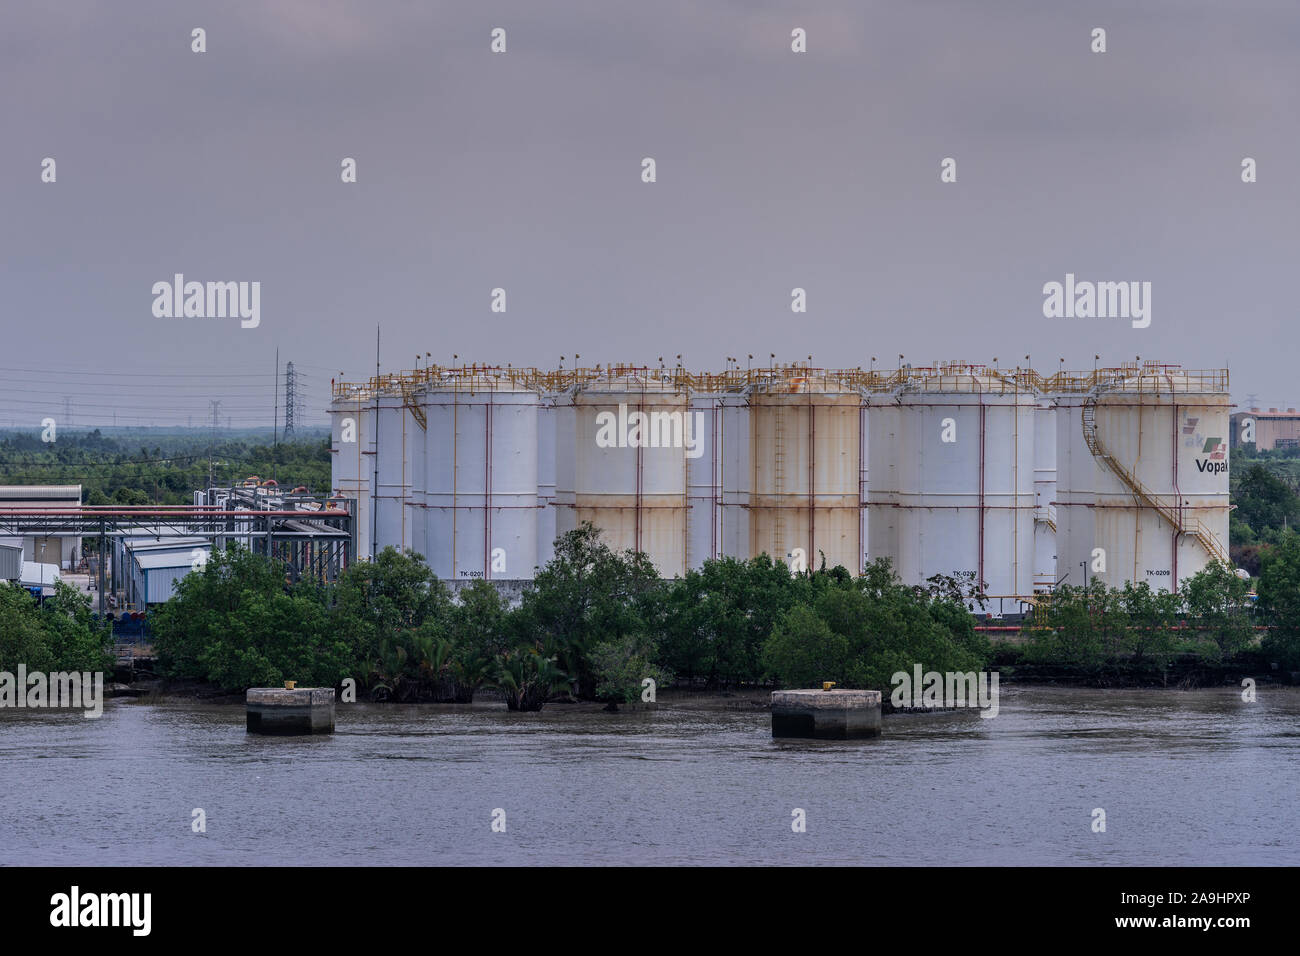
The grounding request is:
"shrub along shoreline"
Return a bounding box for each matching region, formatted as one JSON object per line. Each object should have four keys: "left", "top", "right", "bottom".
{"left": 141, "top": 523, "right": 991, "bottom": 710}
{"left": 9, "top": 522, "right": 1300, "bottom": 711}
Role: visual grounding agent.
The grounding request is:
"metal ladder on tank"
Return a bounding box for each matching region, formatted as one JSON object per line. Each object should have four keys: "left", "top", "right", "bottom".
{"left": 402, "top": 385, "right": 427, "bottom": 431}
{"left": 1081, "top": 401, "right": 1228, "bottom": 565}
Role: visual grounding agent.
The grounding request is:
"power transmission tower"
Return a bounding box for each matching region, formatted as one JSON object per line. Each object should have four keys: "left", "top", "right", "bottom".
{"left": 64, "top": 396, "right": 72, "bottom": 427}
{"left": 283, "top": 361, "right": 298, "bottom": 438}
{"left": 208, "top": 399, "right": 221, "bottom": 488}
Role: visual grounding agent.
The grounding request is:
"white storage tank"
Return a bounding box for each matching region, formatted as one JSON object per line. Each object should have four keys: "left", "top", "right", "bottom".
{"left": 423, "top": 370, "right": 541, "bottom": 581}
{"left": 875, "top": 366, "right": 1037, "bottom": 608}
{"left": 859, "top": 391, "right": 870, "bottom": 567}
{"left": 373, "top": 385, "right": 413, "bottom": 555}
{"left": 567, "top": 372, "right": 690, "bottom": 578}
{"left": 329, "top": 384, "right": 373, "bottom": 562}
{"left": 1056, "top": 364, "right": 1230, "bottom": 592}
{"left": 748, "top": 371, "right": 863, "bottom": 575}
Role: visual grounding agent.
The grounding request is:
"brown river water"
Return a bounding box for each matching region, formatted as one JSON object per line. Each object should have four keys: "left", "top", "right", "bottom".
{"left": 1, "top": 685, "right": 1297, "bottom": 865}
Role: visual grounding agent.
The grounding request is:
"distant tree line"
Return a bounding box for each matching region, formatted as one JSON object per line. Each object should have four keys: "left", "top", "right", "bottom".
{"left": 0, "top": 430, "right": 330, "bottom": 506}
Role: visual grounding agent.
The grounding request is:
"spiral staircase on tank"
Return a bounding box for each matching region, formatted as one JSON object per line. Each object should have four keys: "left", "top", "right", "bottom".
{"left": 1080, "top": 401, "right": 1228, "bottom": 565}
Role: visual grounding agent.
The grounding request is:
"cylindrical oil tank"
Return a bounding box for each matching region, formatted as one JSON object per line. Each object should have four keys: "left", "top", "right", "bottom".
{"left": 1059, "top": 367, "right": 1230, "bottom": 591}
{"left": 1033, "top": 396, "right": 1057, "bottom": 592}
{"left": 886, "top": 369, "right": 1037, "bottom": 605}
{"left": 859, "top": 394, "right": 869, "bottom": 564}
{"left": 374, "top": 388, "right": 413, "bottom": 555}
{"left": 748, "top": 374, "right": 862, "bottom": 574}
{"left": 569, "top": 374, "right": 689, "bottom": 578}
{"left": 423, "top": 374, "right": 540, "bottom": 581}
{"left": 329, "top": 387, "right": 372, "bottom": 561}
{"left": 687, "top": 387, "right": 750, "bottom": 569}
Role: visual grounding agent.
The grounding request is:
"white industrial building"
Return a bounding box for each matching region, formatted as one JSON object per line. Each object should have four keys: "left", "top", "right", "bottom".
{"left": 330, "top": 361, "right": 1232, "bottom": 609}
{"left": 0, "top": 485, "right": 83, "bottom": 569}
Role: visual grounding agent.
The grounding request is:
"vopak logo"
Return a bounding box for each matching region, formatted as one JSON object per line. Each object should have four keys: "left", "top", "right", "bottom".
{"left": 1196, "top": 437, "right": 1227, "bottom": 474}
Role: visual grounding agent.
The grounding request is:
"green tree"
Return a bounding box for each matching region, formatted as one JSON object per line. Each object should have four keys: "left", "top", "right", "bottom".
{"left": 40, "top": 580, "right": 116, "bottom": 672}
{"left": 1234, "top": 465, "right": 1300, "bottom": 540}
{"left": 760, "top": 559, "right": 988, "bottom": 695}
{"left": 442, "top": 579, "right": 509, "bottom": 702}
{"left": 589, "top": 633, "right": 673, "bottom": 708}
{"left": 331, "top": 546, "right": 453, "bottom": 695}
{"left": 760, "top": 604, "right": 851, "bottom": 688}
{"left": 151, "top": 544, "right": 351, "bottom": 691}
{"left": 0, "top": 583, "right": 55, "bottom": 673}
{"left": 512, "top": 523, "right": 663, "bottom": 698}
{"left": 493, "top": 646, "right": 568, "bottom": 712}
{"left": 0, "top": 581, "right": 112, "bottom": 674}
{"left": 1118, "top": 580, "right": 1179, "bottom": 671}
{"left": 1180, "top": 560, "right": 1254, "bottom": 661}
{"left": 1257, "top": 530, "right": 1300, "bottom": 668}
{"left": 659, "top": 554, "right": 806, "bottom": 687}
{"left": 1021, "top": 583, "right": 1113, "bottom": 671}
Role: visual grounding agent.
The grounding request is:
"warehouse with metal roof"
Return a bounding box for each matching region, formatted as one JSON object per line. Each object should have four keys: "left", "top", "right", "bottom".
{"left": 0, "top": 485, "right": 83, "bottom": 569}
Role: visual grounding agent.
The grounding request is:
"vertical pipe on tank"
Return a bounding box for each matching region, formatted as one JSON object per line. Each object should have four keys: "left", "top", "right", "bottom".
{"left": 1172, "top": 391, "right": 1180, "bottom": 584}
{"left": 354, "top": 394, "right": 364, "bottom": 559}
{"left": 452, "top": 390, "right": 458, "bottom": 577}
{"left": 1013, "top": 394, "right": 1019, "bottom": 598}
{"left": 978, "top": 398, "right": 985, "bottom": 593}
{"left": 859, "top": 399, "right": 867, "bottom": 574}
{"left": 372, "top": 384, "right": 379, "bottom": 560}
{"left": 401, "top": 403, "right": 407, "bottom": 551}
{"left": 712, "top": 396, "right": 719, "bottom": 561}
{"left": 683, "top": 389, "right": 690, "bottom": 566}
{"left": 635, "top": 386, "right": 644, "bottom": 555}
{"left": 808, "top": 390, "right": 815, "bottom": 563}
{"left": 1134, "top": 390, "right": 1144, "bottom": 585}
{"left": 484, "top": 395, "right": 492, "bottom": 578}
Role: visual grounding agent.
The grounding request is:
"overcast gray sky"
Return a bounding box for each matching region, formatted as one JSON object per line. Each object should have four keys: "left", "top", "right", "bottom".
{"left": 2, "top": 0, "right": 1297, "bottom": 427}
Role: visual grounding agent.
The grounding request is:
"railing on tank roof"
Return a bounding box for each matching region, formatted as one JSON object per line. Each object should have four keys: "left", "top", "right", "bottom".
{"left": 1040, "top": 365, "right": 1228, "bottom": 394}
{"left": 330, "top": 361, "right": 1227, "bottom": 399}
{"left": 891, "top": 362, "right": 1039, "bottom": 394}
